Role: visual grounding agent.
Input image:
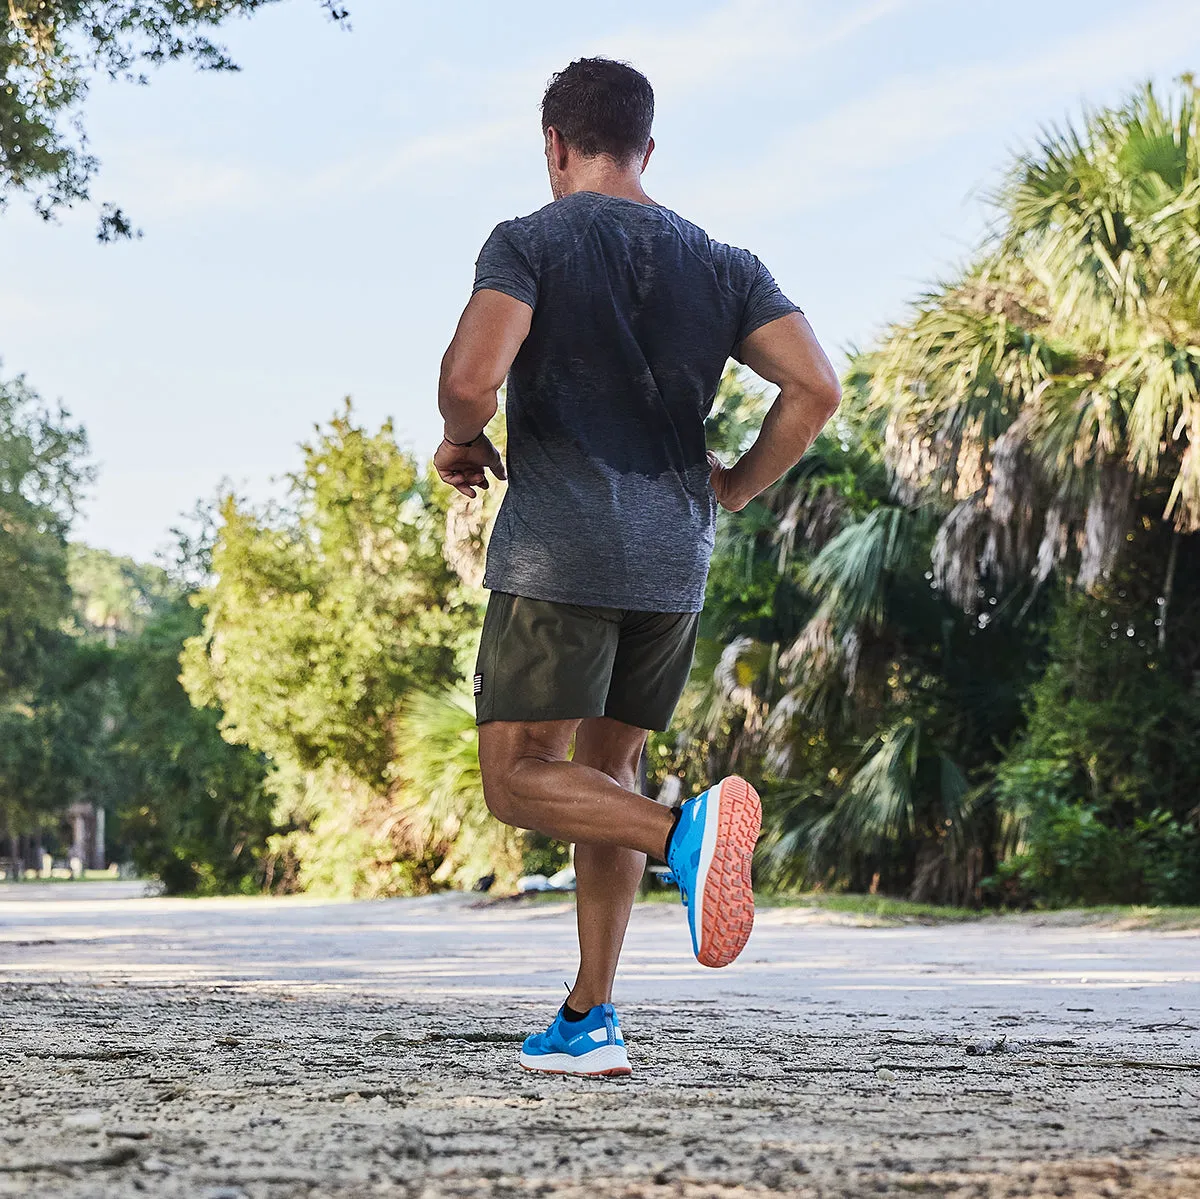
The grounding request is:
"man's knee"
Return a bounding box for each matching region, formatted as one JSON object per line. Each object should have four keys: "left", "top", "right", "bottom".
{"left": 479, "top": 750, "right": 552, "bottom": 828}
{"left": 585, "top": 759, "right": 638, "bottom": 793}
{"left": 480, "top": 768, "right": 522, "bottom": 828}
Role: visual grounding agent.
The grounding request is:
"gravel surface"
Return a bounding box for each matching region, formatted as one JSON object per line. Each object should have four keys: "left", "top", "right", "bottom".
{"left": 2, "top": 883, "right": 1199, "bottom": 1197}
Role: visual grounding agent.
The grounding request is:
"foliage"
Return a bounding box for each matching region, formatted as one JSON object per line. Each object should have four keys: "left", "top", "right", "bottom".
{"left": 391, "top": 684, "right": 524, "bottom": 890}
{"left": 0, "top": 371, "right": 93, "bottom": 856}
{"left": 0, "top": 366, "right": 273, "bottom": 886}
{"left": 68, "top": 543, "right": 172, "bottom": 641}
{"left": 685, "top": 80, "right": 1200, "bottom": 907}
{"left": 653, "top": 367, "right": 1039, "bottom": 903}
{"left": 988, "top": 804, "right": 1200, "bottom": 908}
{"left": 657, "top": 83, "right": 1200, "bottom": 906}
{"left": 989, "top": 579, "right": 1200, "bottom": 905}
{"left": 0, "top": 637, "right": 118, "bottom": 855}
{"left": 182, "top": 403, "right": 471, "bottom": 790}
{"left": 111, "top": 598, "right": 273, "bottom": 894}
{"left": 1, "top": 0, "right": 349, "bottom": 237}
{"left": 0, "top": 371, "right": 90, "bottom": 695}
{"left": 261, "top": 760, "right": 433, "bottom": 898}
{"left": 863, "top": 82, "right": 1200, "bottom": 608}
{"left": 182, "top": 405, "right": 485, "bottom": 896}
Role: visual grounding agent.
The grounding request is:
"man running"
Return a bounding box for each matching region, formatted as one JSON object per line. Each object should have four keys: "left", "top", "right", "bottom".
{"left": 434, "top": 57, "right": 840, "bottom": 1076}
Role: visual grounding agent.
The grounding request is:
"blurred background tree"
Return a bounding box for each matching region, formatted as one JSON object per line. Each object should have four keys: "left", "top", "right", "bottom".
{"left": 180, "top": 404, "right": 529, "bottom": 896}
{"left": 0, "top": 371, "right": 90, "bottom": 866}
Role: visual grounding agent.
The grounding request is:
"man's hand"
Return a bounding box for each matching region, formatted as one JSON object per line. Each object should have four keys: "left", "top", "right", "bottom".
{"left": 707, "top": 451, "right": 749, "bottom": 513}
{"left": 434, "top": 435, "right": 507, "bottom": 499}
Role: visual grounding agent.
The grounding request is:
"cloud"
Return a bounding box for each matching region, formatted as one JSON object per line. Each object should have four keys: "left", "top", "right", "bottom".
{"left": 92, "top": 139, "right": 275, "bottom": 219}
{"left": 595, "top": 0, "right": 914, "bottom": 93}
{"left": 86, "top": 0, "right": 917, "bottom": 216}
{"left": 306, "top": 116, "right": 530, "bottom": 197}
{"left": 297, "top": 0, "right": 919, "bottom": 202}
{"left": 690, "top": 0, "right": 1200, "bottom": 220}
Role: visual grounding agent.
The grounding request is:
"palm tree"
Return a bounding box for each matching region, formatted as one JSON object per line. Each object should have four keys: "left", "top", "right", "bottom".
{"left": 865, "top": 81, "right": 1199, "bottom": 617}
{"left": 670, "top": 398, "right": 1035, "bottom": 902}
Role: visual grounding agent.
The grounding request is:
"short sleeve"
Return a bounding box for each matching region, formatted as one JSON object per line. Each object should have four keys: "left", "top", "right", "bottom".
{"left": 472, "top": 222, "right": 538, "bottom": 309}
{"left": 734, "top": 257, "right": 802, "bottom": 357}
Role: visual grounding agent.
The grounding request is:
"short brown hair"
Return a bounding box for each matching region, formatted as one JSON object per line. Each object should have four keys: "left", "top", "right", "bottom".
{"left": 541, "top": 58, "right": 654, "bottom": 163}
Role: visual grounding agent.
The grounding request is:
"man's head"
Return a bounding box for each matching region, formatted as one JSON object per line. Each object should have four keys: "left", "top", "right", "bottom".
{"left": 541, "top": 58, "right": 655, "bottom": 199}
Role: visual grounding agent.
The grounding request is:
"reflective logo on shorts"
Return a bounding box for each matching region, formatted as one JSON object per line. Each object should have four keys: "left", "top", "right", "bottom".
{"left": 473, "top": 673, "right": 483, "bottom": 695}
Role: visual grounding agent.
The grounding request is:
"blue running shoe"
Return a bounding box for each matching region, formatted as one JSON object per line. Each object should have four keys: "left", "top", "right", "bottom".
{"left": 519, "top": 1003, "right": 631, "bottom": 1076}
{"left": 665, "top": 775, "right": 762, "bottom": 968}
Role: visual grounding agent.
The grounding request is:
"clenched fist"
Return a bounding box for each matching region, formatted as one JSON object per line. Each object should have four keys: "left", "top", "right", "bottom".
{"left": 434, "top": 435, "right": 507, "bottom": 499}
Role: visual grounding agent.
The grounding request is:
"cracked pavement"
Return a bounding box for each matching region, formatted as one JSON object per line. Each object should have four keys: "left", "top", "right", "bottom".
{"left": 2, "top": 883, "right": 1199, "bottom": 1197}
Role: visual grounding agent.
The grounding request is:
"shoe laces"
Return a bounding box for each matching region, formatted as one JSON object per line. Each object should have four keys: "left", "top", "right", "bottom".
{"left": 659, "top": 869, "right": 689, "bottom": 905}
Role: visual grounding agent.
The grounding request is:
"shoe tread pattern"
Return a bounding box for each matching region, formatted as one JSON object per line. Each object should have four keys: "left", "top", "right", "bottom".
{"left": 698, "top": 776, "right": 761, "bottom": 969}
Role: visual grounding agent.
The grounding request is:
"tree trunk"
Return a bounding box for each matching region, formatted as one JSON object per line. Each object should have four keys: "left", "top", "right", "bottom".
{"left": 5, "top": 810, "right": 18, "bottom": 883}
{"left": 1158, "top": 529, "right": 1179, "bottom": 653}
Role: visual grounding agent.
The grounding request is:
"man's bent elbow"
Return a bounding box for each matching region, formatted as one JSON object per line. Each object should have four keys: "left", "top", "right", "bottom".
{"left": 439, "top": 365, "right": 485, "bottom": 408}
{"left": 779, "top": 374, "right": 841, "bottom": 427}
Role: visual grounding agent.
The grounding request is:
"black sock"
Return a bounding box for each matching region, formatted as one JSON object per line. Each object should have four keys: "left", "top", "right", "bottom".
{"left": 663, "top": 806, "right": 683, "bottom": 862}
{"left": 561, "top": 1001, "right": 590, "bottom": 1022}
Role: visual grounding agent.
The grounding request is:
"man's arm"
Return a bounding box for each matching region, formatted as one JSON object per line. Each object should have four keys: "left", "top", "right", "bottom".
{"left": 434, "top": 289, "right": 532, "bottom": 498}
{"left": 710, "top": 312, "right": 841, "bottom": 512}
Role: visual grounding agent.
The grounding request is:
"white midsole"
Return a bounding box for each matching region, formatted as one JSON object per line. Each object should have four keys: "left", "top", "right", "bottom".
{"left": 692, "top": 778, "right": 724, "bottom": 955}
{"left": 519, "top": 1043, "right": 631, "bottom": 1074}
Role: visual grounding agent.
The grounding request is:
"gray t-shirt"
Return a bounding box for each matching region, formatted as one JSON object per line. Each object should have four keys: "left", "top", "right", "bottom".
{"left": 473, "top": 190, "right": 799, "bottom": 613}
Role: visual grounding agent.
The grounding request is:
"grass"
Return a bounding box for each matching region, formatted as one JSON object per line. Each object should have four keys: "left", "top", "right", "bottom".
{"left": 756, "top": 892, "right": 982, "bottom": 922}
{"left": 506, "top": 889, "right": 1200, "bottom": 928}
{"left": 1019, "top": 904, "right": 1200, "bottom": 930}
{"left": 507, "top": 887, "right": 978, "bottom": 923}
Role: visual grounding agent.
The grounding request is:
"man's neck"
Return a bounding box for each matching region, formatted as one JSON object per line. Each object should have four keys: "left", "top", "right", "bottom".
{"left": 558, "top": 169, "right": 654, "bottom": 206}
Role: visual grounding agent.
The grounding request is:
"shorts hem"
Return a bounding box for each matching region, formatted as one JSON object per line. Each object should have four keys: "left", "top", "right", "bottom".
{"left": 476, "top": 707, "right": 606, "bottom": 727}
{"left": 602, "top": 706, "right": 674, "bottom": 733}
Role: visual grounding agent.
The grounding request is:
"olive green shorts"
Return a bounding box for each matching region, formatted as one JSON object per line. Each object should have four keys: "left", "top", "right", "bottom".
{"left": 474, "top": 592, "right": 700, "bottom": 732}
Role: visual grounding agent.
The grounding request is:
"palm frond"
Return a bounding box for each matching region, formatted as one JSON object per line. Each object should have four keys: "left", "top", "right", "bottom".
{"left": 392, "top": 684, "right": 524, "bottom": 887}
{"left": 822, "top": 718, "right": 920, "bottom": 851}
{"left": 803, "top": 506, "right": 918, "bottom": 630}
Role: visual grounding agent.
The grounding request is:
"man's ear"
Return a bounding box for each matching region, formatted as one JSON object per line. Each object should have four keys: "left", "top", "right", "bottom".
{"left": 641, "top": 137, "right": 655, "bottom": 172}
{"left": 547, "top": 126, "right": 570, "bottom": 172}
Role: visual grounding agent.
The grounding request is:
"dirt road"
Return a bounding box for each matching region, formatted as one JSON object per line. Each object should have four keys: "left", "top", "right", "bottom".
{"left": 2, "top": 883, "right": 1199, "bottom": 1197}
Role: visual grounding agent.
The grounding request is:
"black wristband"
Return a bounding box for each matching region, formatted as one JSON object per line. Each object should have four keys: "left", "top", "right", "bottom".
{"left": 443, "top": 432, "right": 483, "bottom": 448}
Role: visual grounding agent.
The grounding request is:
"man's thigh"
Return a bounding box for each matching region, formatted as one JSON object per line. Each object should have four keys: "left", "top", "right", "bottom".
{"left": 474, "top": 592, "right": 621, "bottom": 725}
{"left": 477, "top": 717, "right": 577, "bottom": 779}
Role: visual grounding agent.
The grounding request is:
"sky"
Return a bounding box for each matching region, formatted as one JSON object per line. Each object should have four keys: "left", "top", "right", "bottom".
{"left": 2, "top": 0, "right": 1198, "bottom": 562}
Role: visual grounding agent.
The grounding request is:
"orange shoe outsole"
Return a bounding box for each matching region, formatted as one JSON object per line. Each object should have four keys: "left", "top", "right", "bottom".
{"left": 697, "top": 776, "right": 762, "bottom": 969}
